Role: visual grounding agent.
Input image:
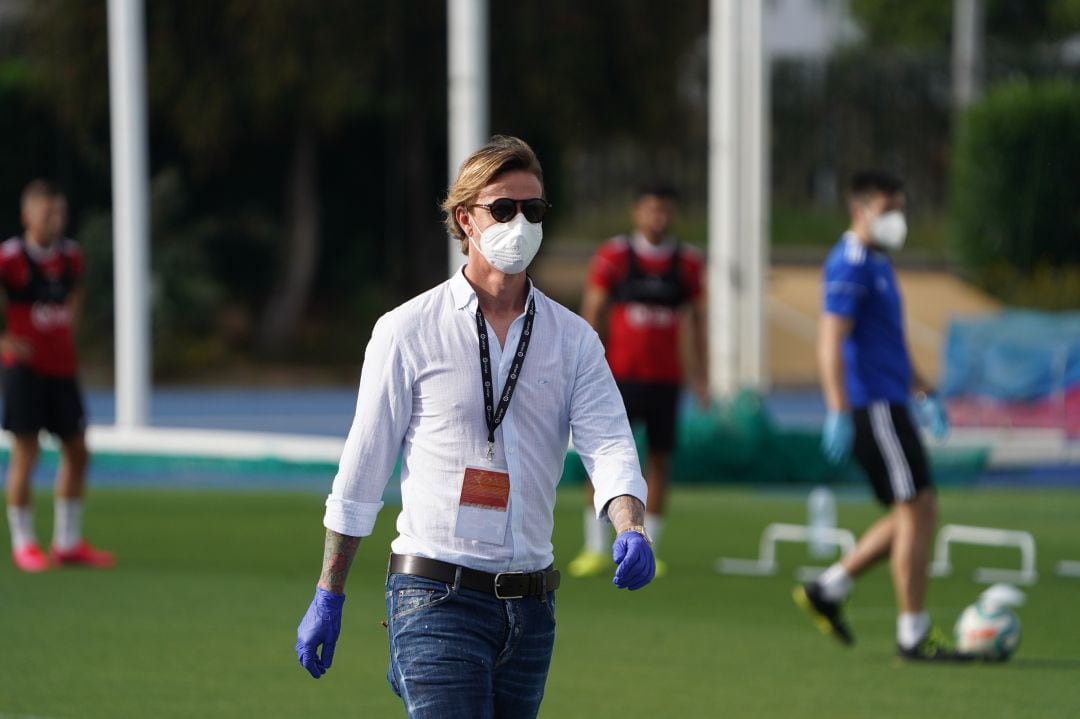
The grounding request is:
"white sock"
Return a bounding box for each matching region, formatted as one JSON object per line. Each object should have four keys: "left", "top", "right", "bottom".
{"left": 897, "top": 611, "right": 931, "bottom": 649}
{"left": 53, "top": 497, "right": 83, "bottom": 552}
{"left": 817, "top": 563, "right": 853, "bottom": 602}
{"left": 583, "top": 509, "right": 607, "bottom": 554}
{"left": 644, "top": 513, "right": 664, "bottom": 552}
{"left": 6, "top": 505, "right": 36, "bottom": 551}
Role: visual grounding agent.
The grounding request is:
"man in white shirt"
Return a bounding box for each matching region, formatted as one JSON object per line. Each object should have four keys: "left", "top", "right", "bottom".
{"left": 295, "top": 135, "right": 655, "bottom": 718}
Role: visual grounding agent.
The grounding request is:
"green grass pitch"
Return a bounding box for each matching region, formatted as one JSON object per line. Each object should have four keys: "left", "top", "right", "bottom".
{"left": 1, "top": 485, "right": 1078, "bottom": 718}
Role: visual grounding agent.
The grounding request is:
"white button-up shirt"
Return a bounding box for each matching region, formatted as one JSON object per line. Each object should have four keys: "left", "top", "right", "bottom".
{"left": 323, "top": 269, "right": 646, "bottom": 573}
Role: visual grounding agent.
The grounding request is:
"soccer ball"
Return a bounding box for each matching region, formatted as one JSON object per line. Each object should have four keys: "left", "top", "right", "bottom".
{"left": 954, "top": 600, "right": 1022, "bottom": 661}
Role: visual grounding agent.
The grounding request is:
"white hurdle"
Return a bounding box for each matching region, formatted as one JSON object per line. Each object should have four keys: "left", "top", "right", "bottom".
{"left": 929, "top": 524, "right": 1038, "bottom": 585}
{"left": 716, "top": 523, "right": 856, "bottom": 577}
{"left": 1057, "top": 560, "right": 1080, "bottom": 578}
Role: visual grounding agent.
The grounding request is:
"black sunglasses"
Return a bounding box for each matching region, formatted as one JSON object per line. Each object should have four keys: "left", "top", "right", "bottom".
{"left": 470, "top": 197, "right": 550, "bottom": 224}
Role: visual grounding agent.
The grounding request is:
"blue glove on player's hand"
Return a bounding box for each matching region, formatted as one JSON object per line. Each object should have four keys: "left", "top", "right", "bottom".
{"left": 821, "top": 411, "right": 854, "bottom": 464}
{"left": 612, "top": 530, "right": 655, "bottom": 591}
{"left": 914, "top": 393, "right": 950, "bottom": 440}
{"left": 296, "top": 587, "right": 346, "bottom": 679}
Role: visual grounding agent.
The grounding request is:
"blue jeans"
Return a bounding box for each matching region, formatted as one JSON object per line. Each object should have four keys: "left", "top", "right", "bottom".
{"left": 385, "top": 572, "right": 557, "bottom": 719}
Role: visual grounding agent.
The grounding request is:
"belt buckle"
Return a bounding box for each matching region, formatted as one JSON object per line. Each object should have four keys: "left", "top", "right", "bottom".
{"left": 494, "top": 571, "right": 525, "bottom": 599}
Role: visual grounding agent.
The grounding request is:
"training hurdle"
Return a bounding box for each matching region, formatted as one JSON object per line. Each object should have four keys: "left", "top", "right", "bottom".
{"left": 716, "top": 523, "right": 856, "bottom": 578}
{"left": 929, "top": 524, "right": 1037, "bottom": 585}
{"left": 1057, "top": 560, "right": 1080, "bottom": 578}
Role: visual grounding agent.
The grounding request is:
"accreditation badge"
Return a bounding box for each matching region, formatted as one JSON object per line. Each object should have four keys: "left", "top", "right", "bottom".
{"left": 454, "top": 465, "right": 510, "bottom": 545}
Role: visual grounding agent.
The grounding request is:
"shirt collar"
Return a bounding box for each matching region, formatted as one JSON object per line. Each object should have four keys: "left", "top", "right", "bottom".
{"left": 631, "top": 232, "right": 677, "bottom": 259}
{"left": 449, "top": 266, "right": 475, "bottom": 310}
{"left": 449, "top": 265, "right": 537, "bottom": 312}
{"left": 21, "top": 236, "right": 60, "bottom": 262}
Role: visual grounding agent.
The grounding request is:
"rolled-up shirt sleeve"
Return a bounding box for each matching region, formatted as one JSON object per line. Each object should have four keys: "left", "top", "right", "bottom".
{"left": 324, "top": 314, "right": 414, "bottom": 537}
{"left": 568, "top": 329, "right": 647, "bottom": 521}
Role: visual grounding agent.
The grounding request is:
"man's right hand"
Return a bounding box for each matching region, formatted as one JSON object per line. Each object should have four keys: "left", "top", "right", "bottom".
{"left": 296, "top": 587, "right": 346, "bottom": 679}
{"left": 821, "top": 411, "right": 853, "bottom": 464}
{"left": 0, "top": 334, "right": 32, "bottom": 360}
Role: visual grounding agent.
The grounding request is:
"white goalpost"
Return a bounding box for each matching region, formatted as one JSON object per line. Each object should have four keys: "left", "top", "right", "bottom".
{"left": 446, "top": 0, "right": 489, "bottom": 278}
{"left": 708, "top": 0, "right": 769, "bottom": 396}
{"left": 106, "top": 0, "right": 152, "bottom": 429}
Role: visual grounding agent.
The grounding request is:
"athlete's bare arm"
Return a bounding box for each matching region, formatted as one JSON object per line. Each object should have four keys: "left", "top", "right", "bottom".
{"left": 580, "top": 285, "right": 609, "bottom": 338}
{"left": 909, "top": 364, "right": 937, "bottom": 396}
{"left": 688, "top": 294, "right": 709, "bottom": 405}
{"left": 818, "top": 312, "right": 854, "bottom": 412}
{"left": 0, "top": 283, "right": 30, "bottom": 359}
{"left": 66, "top": 286, "right": 85, "bottom": 329}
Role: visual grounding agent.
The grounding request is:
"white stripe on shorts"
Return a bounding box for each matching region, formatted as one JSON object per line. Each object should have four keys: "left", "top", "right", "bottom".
{"left": 868, "top": 401, "right": 915, "bottom": 501}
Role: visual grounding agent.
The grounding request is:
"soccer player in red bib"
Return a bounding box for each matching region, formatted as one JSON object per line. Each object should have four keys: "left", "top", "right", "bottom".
{"left": 568, "top": 183, "right": 707, "bottom": 579}
{"left": 2, "top": 180, "right": 113, "bottom": 572}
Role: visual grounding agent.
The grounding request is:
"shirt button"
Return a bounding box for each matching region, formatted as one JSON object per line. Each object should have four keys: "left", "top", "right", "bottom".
{"left": 508, "top": 447, "right": 516, "bottom": 454}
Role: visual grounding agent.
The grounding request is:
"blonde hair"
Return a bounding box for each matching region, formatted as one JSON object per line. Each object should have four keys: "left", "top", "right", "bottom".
{"left": 441, "top": 135, "right": 544, "bottom": 255}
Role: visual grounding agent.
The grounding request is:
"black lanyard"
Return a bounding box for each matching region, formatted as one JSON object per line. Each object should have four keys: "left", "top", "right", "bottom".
{"left": 475, "top": 297, "right": 535, "bottom": 461}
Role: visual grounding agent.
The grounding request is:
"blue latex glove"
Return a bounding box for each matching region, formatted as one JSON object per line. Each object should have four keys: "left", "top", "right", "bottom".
{"left": 296, "top": 587, "right": 346, "bottom": 679}
{"left": 914, "top": 393, "right": 950, "bottom": 440}
{"left": 821, "top": 411, "right": 854, "bottom": 464}
{"left": 612, "top": 531, "right": 655, "bottom": 591}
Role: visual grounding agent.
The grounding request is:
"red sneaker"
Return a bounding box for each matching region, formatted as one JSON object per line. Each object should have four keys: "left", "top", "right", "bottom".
{"left": 51, "top": 540, "right": 116, "bottom": 569}
{"left": 13, "top": 543, "right": 50, "bottom": 573}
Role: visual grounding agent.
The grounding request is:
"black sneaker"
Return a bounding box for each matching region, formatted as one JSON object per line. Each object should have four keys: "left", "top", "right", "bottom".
{"left": 792, "top": 582, "right": 854, "bottom": 646}
{"left": 897, "top": 626, "right": 977, "bottom": 662}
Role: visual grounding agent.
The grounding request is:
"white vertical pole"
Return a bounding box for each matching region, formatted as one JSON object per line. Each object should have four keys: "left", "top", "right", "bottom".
{"left": 106, "top": 0, "right": 150, "bottom": 429}
{"left": 447, "top": 0, "right": 489, "bottom": 276}
{"left": 708, "top": 0, "right": 740, "bottom": 396}
{"left": 952, "top": 0, "right": 983, "bottom": 111}
{"left": 737, "top": 0, "right": 768, "bottom": 389}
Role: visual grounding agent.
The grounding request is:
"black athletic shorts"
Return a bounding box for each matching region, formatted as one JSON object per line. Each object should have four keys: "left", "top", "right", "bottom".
{"left": 2, "top": 364, "right": 87, "bottom": 438}
{"left": 616, "top": 381, "right": 680, "bottom": 453}
{"left": 852, "top": 401, "right": 932, "bottom": 506}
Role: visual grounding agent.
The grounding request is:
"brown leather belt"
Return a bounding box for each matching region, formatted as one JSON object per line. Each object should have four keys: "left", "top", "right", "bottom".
{"left": 387, "top": 553, "right": 560, "bottom": 599}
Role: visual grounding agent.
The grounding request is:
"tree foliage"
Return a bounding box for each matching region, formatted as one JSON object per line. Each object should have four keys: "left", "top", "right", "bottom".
{"left": 146, "top": 2, "right": 388, "bottom": 169}
{"left": 951, "top": 80, "right": 1080, "bottom": 280}
{"left": 489, "top": 1, "right": 707, "bottom": 145}
{"left": 22, "top": 1, "right": 418, "bottom": 352}
{"left": 849, "top": 0, "right": 1080, "bottom": 49}
{"left": 16, "top": 1, "right": 1077, "bottom": 371}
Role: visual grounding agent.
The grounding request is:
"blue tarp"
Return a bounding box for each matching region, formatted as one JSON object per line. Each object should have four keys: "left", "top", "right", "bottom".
{"left": 942, "top": 310, "right": 1080, "bottom": 401}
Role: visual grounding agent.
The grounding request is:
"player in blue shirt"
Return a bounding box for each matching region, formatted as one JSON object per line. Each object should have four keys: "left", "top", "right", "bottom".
{"left": 793, "top": 170, "right": 971, "bottom": 661}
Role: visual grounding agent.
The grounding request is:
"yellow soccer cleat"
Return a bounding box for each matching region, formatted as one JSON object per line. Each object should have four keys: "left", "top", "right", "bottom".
{"left": 792, "top": 582, "right": 854, "bottom": 646}
{"left": 897, "top": 626, "right": 976, "bottom": 663}
{"left": 567, "top": 549, "right": 609, "bottom": 578}
{"left": 653, "top": 557, "right": 668, "bottom": 578}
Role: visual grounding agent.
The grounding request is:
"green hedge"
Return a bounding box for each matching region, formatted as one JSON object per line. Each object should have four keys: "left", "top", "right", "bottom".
{"left": 951, "top": 79, "right": 1080, "bottom": 275}
{"left": 561, "top": 390, "right": 988, "bottom": 487}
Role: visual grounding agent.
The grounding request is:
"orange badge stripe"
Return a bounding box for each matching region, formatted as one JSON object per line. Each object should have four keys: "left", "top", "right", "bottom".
{"left": 460, "top": 467, "right": 510, "bottom": 510}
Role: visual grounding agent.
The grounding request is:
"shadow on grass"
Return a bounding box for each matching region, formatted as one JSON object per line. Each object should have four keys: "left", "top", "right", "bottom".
{"left": 1003, "top": 657, "right": 1080, "bottom": 670}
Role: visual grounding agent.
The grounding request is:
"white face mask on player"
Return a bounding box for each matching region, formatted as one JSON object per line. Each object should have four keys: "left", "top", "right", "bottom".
{"left": 870, "top": 210, "right": 907, "bottom": 251}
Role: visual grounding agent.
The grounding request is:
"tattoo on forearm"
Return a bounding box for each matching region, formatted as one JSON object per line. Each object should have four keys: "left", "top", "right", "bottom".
{"left": 318, "top": 529, "right": 362, "bottom": 594}
{"left": 606, "top": 495, "right": 645, "bottom": 534}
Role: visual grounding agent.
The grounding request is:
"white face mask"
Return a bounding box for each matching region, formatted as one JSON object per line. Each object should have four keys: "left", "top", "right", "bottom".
{"left": 870, "top": 210, "right": 907, "bottom": 250}
{"left": 470, "top": 213, "right": 543, "bottom": 275}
